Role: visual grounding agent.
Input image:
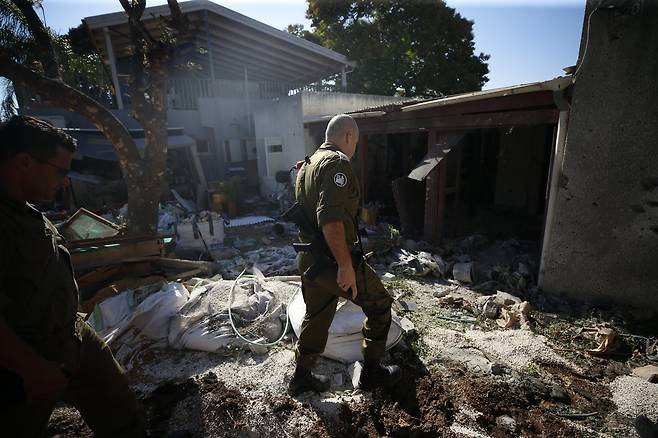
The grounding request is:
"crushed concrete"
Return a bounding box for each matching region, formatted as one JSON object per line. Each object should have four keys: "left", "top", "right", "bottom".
{"left": 609, "top": 375, "right": 658, "bottom": 419}
{"left": 464, "top": 329, "right": 583, "bottom": 373}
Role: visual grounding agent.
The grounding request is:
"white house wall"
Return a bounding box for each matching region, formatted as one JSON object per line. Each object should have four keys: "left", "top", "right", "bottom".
{"left": 253, "top": 94, "right": 305, "bottom": 195}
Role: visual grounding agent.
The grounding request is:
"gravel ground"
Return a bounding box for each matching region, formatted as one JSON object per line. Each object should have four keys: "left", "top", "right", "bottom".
{"left": 47, "top": 273, "right": 655, "bottom": 437}
{"left": 609, "top": 375, "right": 658, "bottom": 419}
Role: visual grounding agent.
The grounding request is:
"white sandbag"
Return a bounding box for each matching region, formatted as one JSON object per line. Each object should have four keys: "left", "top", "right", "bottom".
{"left": 90, "top": 282, "right": 189, "bottom": 344}
{"left": 131, "top": 283, "right": 190, "bottom": 341}
{"left": 168, "top": 280, "right": 238, "bottom": 352}
{"left": 288, "top": 288, "right": 404, "bottom": 363}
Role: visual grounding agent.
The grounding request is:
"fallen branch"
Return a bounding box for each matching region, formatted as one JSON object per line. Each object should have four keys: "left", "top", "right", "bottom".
{"left": 554, "top": 411, "right": 598, "bottom": 420}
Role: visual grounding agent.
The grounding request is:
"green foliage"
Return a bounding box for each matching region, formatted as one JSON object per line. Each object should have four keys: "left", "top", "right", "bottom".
{"left": 301, "top": 0, "right": 490, "bottom": 97}
{"left": 285, "top": 23, "right": 323, "bottom": 45}
{"left": 53, "top": 31, "right": 114, "bottom": 105}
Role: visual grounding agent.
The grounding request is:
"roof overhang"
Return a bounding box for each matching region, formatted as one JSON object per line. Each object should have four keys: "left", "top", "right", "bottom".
{"left": 401, "top": 76, "right": 573, "bottom": 113}
{"left": 83, "top": 0, "right": 353, "bottom": 84}
{"left": 304, "top": 76, "right": 574, "bottom": 135}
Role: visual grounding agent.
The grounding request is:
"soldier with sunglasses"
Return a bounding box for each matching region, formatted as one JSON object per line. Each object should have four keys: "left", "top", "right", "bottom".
{"left": 0, "top": 116, "right": 145, "bottom": 437}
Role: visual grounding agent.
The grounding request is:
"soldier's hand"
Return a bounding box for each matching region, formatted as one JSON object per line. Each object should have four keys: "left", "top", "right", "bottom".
{"left": 22, "top": 358, "right": 69, "bottom": 401}
{"left": 337, "top": 264, "right": 358, "bottom": 300}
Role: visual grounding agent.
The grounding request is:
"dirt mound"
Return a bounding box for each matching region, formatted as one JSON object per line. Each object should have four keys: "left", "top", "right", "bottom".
{"left": 145, "top": 372, "right": 249, "bottom": 437}
{"left": 47, "top": 406, "right": 92, "bottom": 438}
{"left": 338, "top": 373, "right": 458, "bottom": 437}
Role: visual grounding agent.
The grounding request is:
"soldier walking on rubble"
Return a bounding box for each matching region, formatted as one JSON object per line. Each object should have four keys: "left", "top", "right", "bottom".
{"left": 0, "top": 116, "right": 145, "bottom": 437}
{"left": 287, "top": 114, "right": 402, "bottom": 395}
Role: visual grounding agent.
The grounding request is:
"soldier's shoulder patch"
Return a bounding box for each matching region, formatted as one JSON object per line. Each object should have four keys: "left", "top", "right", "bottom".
{"left": 335, "top": 150, "right": 350, "bottom": 161}
{"left": 334, "top": 172, "right": 348, "bottom": 187}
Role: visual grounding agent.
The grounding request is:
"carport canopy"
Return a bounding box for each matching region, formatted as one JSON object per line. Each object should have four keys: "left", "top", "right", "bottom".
{"left": 83, "top": 0, "right": 353, "bottom": 84}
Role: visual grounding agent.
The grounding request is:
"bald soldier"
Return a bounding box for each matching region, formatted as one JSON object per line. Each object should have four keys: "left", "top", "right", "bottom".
{"left": 288, "top": 114, "right": 401, "bottom": 395}
{"left": 0, "top": 116, "right": 145, "bottom": 437}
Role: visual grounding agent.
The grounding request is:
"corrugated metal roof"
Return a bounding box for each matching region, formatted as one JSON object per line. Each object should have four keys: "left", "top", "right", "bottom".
{"left": 401, "top": 75, "right": 573, "bottom": 113}
{"left": 83, "top": 0, "right": 352, "bottom": 84}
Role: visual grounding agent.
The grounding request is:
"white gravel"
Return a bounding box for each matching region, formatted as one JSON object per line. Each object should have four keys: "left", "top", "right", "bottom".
{"left": 609, "top": 375, "right": 658, "bottom": 419}
{"left": 422, "top": 326, "right": 581, "bottom": 374}
{"left": 464, "top": 329, "right": 583, "bottom": 373}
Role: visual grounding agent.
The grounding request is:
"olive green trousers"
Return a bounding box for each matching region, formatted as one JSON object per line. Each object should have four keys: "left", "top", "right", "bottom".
{"left": 1, "top": 319, "right": 145, "bottom": 438}
{"left": 296, "top": 255, "right": 393, "bottom": 370}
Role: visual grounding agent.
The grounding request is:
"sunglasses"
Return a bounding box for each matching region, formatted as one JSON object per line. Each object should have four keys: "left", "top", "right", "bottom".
{"left": 30, "top": 155, "right": 71, "bottom": 178}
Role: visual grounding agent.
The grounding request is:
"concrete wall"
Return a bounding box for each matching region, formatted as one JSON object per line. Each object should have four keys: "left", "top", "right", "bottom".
{"left": 253, "top": 94, "right": 304, "bottom": 194}
{"left": 252, "top": 91, "right": 406, "bottom": 194}
{"left": 540, "top": 1, "right": 658, "bottom": 313}
{"left": 197, "top": 96, "right": 269, "bottom": 181}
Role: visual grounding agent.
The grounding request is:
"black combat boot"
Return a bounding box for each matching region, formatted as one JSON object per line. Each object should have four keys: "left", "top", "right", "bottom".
{"left": 358, "top": 361, "right": 402, "bottom": 391}
{"left": 287, "top": 366, "right": 331, "bottom": 396}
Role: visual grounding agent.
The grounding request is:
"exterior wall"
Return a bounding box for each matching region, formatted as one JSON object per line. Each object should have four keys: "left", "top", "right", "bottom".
{"left": 167, "top": 109, "right": 218, "bottom": 181}
{"left": 540, "top": 1, "right": 658, "bottom": 313}
{"left": 197, "top": 96, "right": 269, "bottom": 182}
{"left": 253, "top": 92, "right": 406, "bottom": 194}
{"left": 253, "top": 94, "right": 304, "bottom": 195}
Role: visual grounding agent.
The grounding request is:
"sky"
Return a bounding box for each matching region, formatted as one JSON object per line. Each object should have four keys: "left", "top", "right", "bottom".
{"left": 35, "top": 0, "right": 586, "bottom": 90}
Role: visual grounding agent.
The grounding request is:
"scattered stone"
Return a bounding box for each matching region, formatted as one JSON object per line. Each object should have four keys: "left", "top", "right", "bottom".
{"left": 633, "top": 365, "right": 658, "bottom": 383}
{"left": 495, "top": 415, "right": 516, "bottom": 432}
{"left": 399, "top": 317, "right": 416, "bottom": 336}
{"left": 383, "top": 272, "right": 396, "bottom": 280}
{"left": 482, "top": 299, "right": 501, "bottom": 319}
{"left": 495, "top": 291, "right": 522, "bottom": 306}
{"left": 248, "top": 342, "right": 269, "bottom": 355}
{"left": 433, "top": 289, "right": 452, "bottom": 299}
{"left": 489, "top": 361, "right": 506, "bottom": 376}
{"left": 453, "top": 262, "right": 474, "bottom": 283}
{"left": 399, "top": 299, "right": 418, "bottom": 312}
{"left": 549, "top": 385, "right": 571, "bottom": 403}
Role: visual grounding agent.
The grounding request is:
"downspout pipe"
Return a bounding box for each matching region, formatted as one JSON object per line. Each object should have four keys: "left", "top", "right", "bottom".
{"left": 538, "top": 89, "right": 571, "bottom": 288}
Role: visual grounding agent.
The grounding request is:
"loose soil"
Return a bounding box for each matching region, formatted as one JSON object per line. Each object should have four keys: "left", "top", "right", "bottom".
{"left": 46, "top": 270, "right": 651, "bottom": 437}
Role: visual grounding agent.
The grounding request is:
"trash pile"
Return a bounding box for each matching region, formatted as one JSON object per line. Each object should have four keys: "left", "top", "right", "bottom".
{"left": 217, "top": 245, "right": 297, "bottom": 278}
{"left": 369, "top": 231, "right": 538, "bottom": 295}
{"left": 87, "top": 272, "right": 297, "bottom": 369}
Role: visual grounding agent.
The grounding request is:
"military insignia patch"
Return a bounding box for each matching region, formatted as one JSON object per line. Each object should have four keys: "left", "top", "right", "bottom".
{"left": 334, "top": 172, "right": 347, "bottom": 187}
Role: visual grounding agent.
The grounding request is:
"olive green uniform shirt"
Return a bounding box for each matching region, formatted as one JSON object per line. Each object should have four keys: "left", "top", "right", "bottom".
{"left": 294, "top": 142, "right": 360, "bottom": 249}
{"left": 0, "top": 192, "right": 79, "bottom": 359}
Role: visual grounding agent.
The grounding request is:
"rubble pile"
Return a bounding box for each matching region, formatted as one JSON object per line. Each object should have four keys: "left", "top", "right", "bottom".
{"left": 367, "top": 230, "right": 537, "bottom": 296}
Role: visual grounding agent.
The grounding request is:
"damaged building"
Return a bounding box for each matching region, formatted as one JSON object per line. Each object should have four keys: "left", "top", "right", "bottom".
{"left": 23, "top": 0, "right": 404, "bottom": 211}
{"left": 306, "top": 34, "right": 657, "bottom": 316}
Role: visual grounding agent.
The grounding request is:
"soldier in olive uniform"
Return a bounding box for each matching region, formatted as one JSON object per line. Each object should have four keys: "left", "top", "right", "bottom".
{"left": 288, "top": 114, "right": 401, "bottom": 395}
{"left": 0, "top": 116, "right": 145, "bottom": 437}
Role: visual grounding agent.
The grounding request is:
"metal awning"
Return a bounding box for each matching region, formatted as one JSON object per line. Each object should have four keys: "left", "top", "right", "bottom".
{"left": 408, "top": 132, "right": 466, "bottom": 181}
{"left": 83, "top": 0, "right": 353, "bottom": 84}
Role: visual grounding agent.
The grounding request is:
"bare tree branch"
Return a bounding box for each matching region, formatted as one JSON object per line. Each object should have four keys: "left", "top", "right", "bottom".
{"left": 167, "top": 0, "right": 187, "bottom": 31}
{"left": 11, "top": 0, "right": 59, "bottom": 78}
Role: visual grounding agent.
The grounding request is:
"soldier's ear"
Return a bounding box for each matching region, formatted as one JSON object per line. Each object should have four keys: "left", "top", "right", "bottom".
{"left": 12, "top": 152, "right": 32, "bottom": 171}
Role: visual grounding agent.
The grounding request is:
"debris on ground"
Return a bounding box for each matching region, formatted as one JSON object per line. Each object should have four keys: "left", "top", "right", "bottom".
{"left": 632, "top": 365, "right": 658, "bottom": 383}
{"left": 42, "top": 219, "right": 656, "bottom": 437}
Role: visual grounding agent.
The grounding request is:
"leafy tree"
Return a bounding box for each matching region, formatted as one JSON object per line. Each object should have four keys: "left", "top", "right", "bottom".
{"left": 299, "top": 0, "right": 489, "bottom": 97}
{"left": 0, "top": 0, "right": 191, "bottom": 234}
{"left": 285, "top": 23, "right": 323, "bottom": 45}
